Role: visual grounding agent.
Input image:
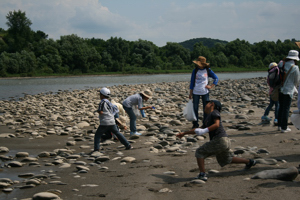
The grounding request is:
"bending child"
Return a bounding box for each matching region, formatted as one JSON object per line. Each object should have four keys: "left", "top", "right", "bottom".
{"left": 122, "top": 89, "right": 154, "bottom": 136}
{"left": 176, "top": 100, "right": 256, "bottom": 181}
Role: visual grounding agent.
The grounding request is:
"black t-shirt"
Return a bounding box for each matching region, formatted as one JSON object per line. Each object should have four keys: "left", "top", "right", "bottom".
{"left": 202, "top": 110, "right": 227, "bottom": 140}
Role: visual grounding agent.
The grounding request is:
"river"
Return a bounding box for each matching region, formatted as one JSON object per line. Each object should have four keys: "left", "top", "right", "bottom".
{"left": 0, "top": 72, "right": 266, "bottom": 100}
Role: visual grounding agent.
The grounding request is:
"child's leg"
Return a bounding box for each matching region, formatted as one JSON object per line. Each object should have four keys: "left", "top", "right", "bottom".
{"left": 231, "top": 157, "right": 250, "bottom": 164}
{"left": 111, "top": 125, "right": 130, "bottom": 147}
{"left": 94, "top": 125, "right": 109, "bottom": 151}
{"left": 197, "top": 157, "right": 205, "bottom": 172}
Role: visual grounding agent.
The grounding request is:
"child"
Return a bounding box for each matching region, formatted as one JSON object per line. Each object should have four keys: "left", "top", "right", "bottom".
{"left": 261, "top": 62, "right": 279, "bottom": 124}
{"left": 93, "top": 87, "right": 132, "bottom": 152}
{"left": 176, "top": 100, "right": 256, "bottom": 181}
{"left": 122, "top": 89, "right": 154, "bottom": 136}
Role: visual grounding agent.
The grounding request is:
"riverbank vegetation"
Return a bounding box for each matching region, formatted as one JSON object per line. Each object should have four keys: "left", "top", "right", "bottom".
{"left": 0, "top": 10, "right": 299, "bottom": 77}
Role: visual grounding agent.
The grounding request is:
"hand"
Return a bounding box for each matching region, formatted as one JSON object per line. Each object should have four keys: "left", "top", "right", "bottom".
{"left": 293, "top": 110, "right": 300, "bottom": 114}
{"left": 205, "top": 85, "right": 212, "bottom": 89}
{"left": 176, "top": 132, "right": 184, "bottom": 139}
{"left": 189, "top": 94, "right": 192, "bottom": 99}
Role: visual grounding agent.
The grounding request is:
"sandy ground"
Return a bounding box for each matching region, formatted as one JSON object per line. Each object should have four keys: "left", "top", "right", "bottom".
{"left": 1, "top": 101, "right": 300, "bottom": 200}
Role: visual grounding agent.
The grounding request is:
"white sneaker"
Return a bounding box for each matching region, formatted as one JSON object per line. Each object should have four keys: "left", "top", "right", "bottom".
{"left": 281, "top": 127, "right": 291, "bottom": 133}
{"left": 277, "top": 127, "right": 281, "bottom": 131}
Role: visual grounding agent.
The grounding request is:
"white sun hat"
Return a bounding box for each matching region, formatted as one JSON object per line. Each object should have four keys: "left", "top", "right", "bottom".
{"left": 286, "top": 50, "right": 299, "bottom": 61}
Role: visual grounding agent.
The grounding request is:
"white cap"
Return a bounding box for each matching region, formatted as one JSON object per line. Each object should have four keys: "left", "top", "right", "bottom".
{"left": 100, "top": 87, "right": 110, "bottom": 97}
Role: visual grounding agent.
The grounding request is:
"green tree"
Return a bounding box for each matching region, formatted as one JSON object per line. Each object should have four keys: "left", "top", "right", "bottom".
{"left": 5, "top": 10, "right": 33, "bottom": 52}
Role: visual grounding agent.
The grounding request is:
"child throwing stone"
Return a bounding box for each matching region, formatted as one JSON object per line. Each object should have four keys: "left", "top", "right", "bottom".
{"left": 176, "top": 100, "right": 256, "bottom": 181}
{"left": 93, "top": 87, "right": 132, "bottom": 153}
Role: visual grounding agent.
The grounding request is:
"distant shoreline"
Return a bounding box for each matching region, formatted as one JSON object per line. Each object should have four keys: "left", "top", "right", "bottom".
{"left": 0, "top": 70, "right": 265, "bottom": 80}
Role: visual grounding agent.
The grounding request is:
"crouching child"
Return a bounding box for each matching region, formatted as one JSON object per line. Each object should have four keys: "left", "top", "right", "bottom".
{"left": 176, "top": 100, "right": 256, "bottom": 181}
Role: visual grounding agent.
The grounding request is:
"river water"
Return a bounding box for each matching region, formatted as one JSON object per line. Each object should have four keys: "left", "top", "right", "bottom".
{"left": 0, "top": 72, "right": 266, "bottom": 100}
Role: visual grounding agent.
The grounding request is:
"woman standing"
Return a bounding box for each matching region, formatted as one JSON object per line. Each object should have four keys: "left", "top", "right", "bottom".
{"left": 189, "top": 56, "right": 218, "bottom": 129}
{"left": 278, "top": 50, "right": 300, "bottom": 133}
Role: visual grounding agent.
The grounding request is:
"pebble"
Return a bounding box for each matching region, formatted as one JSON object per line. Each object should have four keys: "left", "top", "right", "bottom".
{"left": 32, "top": 192, "right": 61, "bottom": 200}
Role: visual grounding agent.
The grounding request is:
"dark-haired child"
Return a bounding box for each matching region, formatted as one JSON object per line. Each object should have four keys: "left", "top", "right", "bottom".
{"left": 176, "top": 100, "right": 256, "bottom": 181}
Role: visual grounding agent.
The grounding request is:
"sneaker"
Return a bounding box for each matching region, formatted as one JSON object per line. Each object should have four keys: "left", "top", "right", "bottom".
{"left": 125, "top": 144, "right": 133, "bottom": 150}
{"left": 277, "top": 127, "right": 281, "bottom": 131}
{"left": 261, "top": 116, "right": 271, "bottom": 121}
{"left": 281, "top": 127, "right": 291, "bottom": 133}
{"left": 130, "top": 132, "right": 142, "bottom": 136}
{"left": 245, "top": 159, "right": 256, "bottom": 169}
{"left": 274, "top": 119, "right": 278, "bottom": 125}
{"left": 195, "top": 172, "right": 208, "bottom": 181}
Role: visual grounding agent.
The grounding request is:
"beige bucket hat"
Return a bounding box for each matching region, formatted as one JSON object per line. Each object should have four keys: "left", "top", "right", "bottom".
{"left": 193, "top": 56, "right": 210, "bottom": 68}
{"left": 141, "top": 89, "right": 152, "bottom": 98}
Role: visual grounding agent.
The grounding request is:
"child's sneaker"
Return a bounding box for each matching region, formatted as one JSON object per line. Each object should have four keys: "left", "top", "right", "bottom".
{"left": 125, "top": 144, "right": 133, "bottom": 150}
{"left": 261, "top": 116, "right": 271, "bottom": 121}
{"left": 245, "top": 159, "right": 256, "bottom": 169}
{"left": 130, "top": 132, "right": 142, "bottom": 136}
{"left": 195, "top": 172, "right": 208, "bottom": 181}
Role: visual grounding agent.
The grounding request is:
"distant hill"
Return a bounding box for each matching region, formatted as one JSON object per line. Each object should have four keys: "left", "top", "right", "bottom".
{"left": 179, "top": 37, "right": 228, "bottom": 51}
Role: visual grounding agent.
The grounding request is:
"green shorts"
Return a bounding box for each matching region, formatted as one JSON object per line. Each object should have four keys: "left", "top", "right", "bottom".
{"left": 195, "top": 137, "right": 234, "bottom": 167}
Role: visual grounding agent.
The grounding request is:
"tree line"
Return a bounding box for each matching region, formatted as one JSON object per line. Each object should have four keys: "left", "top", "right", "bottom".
{"left": 0, "top": 10, "right": 299, "bottom": 77}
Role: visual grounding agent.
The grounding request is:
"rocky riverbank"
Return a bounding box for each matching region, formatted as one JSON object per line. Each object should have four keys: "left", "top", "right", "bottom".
{"left": 0, "top": 77, "right": 300, "bottom": 200}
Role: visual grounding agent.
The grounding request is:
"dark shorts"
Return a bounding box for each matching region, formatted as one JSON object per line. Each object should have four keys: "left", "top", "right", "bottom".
{"left": 195, "top": 137, "right": 234, "bottom": 167}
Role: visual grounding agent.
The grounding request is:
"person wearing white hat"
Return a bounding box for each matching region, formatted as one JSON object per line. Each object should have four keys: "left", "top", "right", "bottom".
{"left": 92, "top": 87, "right": 132, "bottom": 152}
{"left": 122, "top": 89, "right": 155, "bottom": 136}
{"left": 277, "top": 50, "right": 300, "bottom": 133}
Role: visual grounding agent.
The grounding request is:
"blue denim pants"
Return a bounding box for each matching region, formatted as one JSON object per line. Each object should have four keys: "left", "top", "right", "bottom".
{"left": 192, "top": 93, "right": 209, "bottom": 127}
{"left": 94, "top": 125, "right": 130, "bottom": 151}
{"left": 123, "top": 105, "right": 137, "bottom": 133}
{"left": 263, "top": 96, "right": 279, "bottom": 119}
{"left": 278, "top": 92, "right": 292, "bottom": 130}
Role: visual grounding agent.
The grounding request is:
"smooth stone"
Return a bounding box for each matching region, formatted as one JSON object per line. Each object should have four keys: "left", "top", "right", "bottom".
{"left": 95, "top": 156, "right": 110, "bottom": 162}
{"left": 252, "top": 167, "right": 299, "bottom": 181}
{"left": 38, "top": 151, "right": 51, "bottom": 157}
{"left": 16, "top": 152, "right": 29, "bottom": 157}
{"left": 7, "top": 161, "right": 24, "bottom": 167}
{"left": 163, "top": 171, "right": 176, "bottom": 175}
{"left": 59, "top": 163, "right": 71, "bottom": 168}
{"left": 120, "top": 157, "right": 136, "bottom": 163}
{"left": 66, "top": 141, "right": 76, "bottom": 146}
{"left": 166, "top": 146, "right": 180, "bottom": 152}
{"left": 159, "top": 188, "right": 172, "bottom": 193}
{"left": 21, "top": 157, "right": 38, "bottom": 162}
{"left": 0, "top": 182, "right": 11, "bottom": 188}
{"left": 76, "top": 166, "right": 90, "bottom": 171}
{"left": 255, "top": 158, "right": 277, "bottom": 165}
{"left": 2, "top": 187, "right": 13, "bottom": 192}
{"left": 0, "top": 146, "right": 9, "bottom": 153}
{"left": 190, "top": 179, "right": 206, "bottom": 184}
{"left": 32, "top": 192, "right": 61, "bottom": 200}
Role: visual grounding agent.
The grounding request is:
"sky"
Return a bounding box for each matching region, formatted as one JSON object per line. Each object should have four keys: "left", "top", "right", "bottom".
{"left": 0, "top": 0, "right": 299, "bottom": 47}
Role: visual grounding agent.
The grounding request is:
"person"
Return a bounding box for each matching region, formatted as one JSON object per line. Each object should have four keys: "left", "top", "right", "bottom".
{"left": 189, "top": 56, "right": 219, "bottom": 129}
{"left": 176, "top": 100, "right": 256, "bottom": 181}
{"left": 122, "top": 89, "right": 154, "bottom": 136}
{"left": 93, "top": 87, "right": 132, "bottom": 152}
{"left": 277, "top": 50, "right": 300, "bottom": 133}
{"left": 261, "top": 62, "right": 279, "bottom": 125}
